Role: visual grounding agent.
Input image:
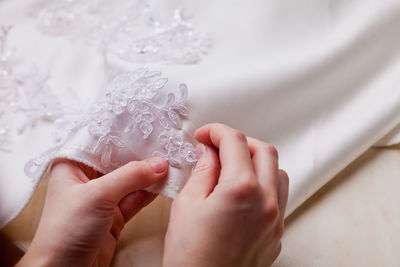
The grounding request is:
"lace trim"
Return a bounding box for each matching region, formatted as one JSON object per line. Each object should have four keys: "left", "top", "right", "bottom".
{"left": 0, "top": 26, "right": 79, "bottom": 150}
{"left": 0, "top": 25, "right": 15, "bottom": 150}
{"left": 31, "top": 0, "right": 212, "bottom": 64}
{"left": 26, "top": 69, "right": 198, "bottom": 196}
{"left": 15, "top": 67, "right": 65, "bottom": 133}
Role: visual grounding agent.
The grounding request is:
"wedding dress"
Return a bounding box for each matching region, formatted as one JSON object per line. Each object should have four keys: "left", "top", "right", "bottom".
{"left": 0, "top": 0, "right": 400, "bottom": 229}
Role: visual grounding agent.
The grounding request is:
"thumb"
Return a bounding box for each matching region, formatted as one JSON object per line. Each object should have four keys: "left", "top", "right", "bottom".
{"left": 91, "top": 157, "right": 168, "bottom": 203}
{"left": 180, "top": 144, "right": 220, "bottom": 198}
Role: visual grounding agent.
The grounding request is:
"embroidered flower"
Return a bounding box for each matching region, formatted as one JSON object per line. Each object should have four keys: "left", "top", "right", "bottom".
{"left": 88, "top": 117, "right": 112, "bottom": 137}
{"left": 154, "top": 131, "right": 197, "bottom": 167}
{"left": 93, "top": 135, "right": 125, "bottom": 167}
{"left": 127, "top": 109, "right": 154, "bottom": 138}
{"left": 32, "top": 1, "right": 212, "bottom": 64}
{"left": 155, "top": 84, "right": 189, "bottom": 129}
{"left": 26, "top": 69, "right": 198, "bottom": 198}
{"left": 179, "top": 142, "right": 197, "bottom": 163}
{"left": 134, "top": 74, "right": 168, "bottom": 99}
{"left": 123, "top": 98, "right": 153, "bottom": 138}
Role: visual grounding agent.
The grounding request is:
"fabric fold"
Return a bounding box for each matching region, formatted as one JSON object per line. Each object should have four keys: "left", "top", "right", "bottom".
{"left": 25, "top": 69, "right": 198, "bottom": 198}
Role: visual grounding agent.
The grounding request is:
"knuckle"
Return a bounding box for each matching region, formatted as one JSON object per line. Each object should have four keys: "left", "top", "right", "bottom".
{"left": 264, "top": 144, "right": 278, "bottom": 159}
{"left": 233, "top": 130, "right": 247, "bottom": 142}
{"left": 229, "top": 175, "right": 260, "bottom": 200}
{"left": 264, "top": 198, "right": 280, "bottom": 222}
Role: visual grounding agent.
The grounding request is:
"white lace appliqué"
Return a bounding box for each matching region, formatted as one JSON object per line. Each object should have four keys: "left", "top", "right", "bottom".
{"left": 25, "top": 69, "right": 198, "bottom": 197}
{"left": 16, "top": 67, "right": 64, "bottom": 133}
{"left": 0, "top": 25, "right": 13, "bottom": 150}
{"left": 107, "top": 7, "right": 212, "bottom": 64}
{"left": 31, "top": 0, "right": 212, "bottom": 64}
{"left": 0, "top": 26, "right": 73, "bottom": 150}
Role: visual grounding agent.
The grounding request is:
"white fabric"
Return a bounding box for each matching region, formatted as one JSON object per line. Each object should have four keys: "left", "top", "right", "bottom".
{"left": 375, "top": 123, "right": 400, "bottom": 146}
{"left": 1, "top": 0, "right": 400, "bottom": 229}
{"left": 25, "top": 69, "right": 198, "bottom": 198}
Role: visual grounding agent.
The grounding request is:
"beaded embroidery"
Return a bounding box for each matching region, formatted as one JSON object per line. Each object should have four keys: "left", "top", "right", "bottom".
{"left": 0, "top": 25, "right": 13, "bottom": 150}
{"left": 0, "top": 26, "right": 68, "bottom": 150}
{"left": 26, "top": 69, "right": 197, "bottom": 182}
{"left": 31, "top": 0, "right": 212, "bottom": 64}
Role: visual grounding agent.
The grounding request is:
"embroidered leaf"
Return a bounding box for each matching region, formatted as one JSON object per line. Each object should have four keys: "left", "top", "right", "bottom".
{"left": 109, "top": 135, "right": 125, "bottom": 148}
{"left": 139, "top": 121, "right": 153, "bottom": 139}
{"left": 152, "top": 78, "right": 168, "bottom": 90}
{"left": 93, "top": 135, "right": 106, "bottom": 153}
{"left": 158, "top": 133, "right": 169, "bottom": 145}
{"left": 179, "top": 84, "right": 188, "bottom": 100}
{"left": 168, "top": 110, "right": 182, "bottom": 129}
{"left": 156, "top": 110, "right": 169, "bottom": 128}
{"left": 166, "top": 93, "right": 175, "bottom": 106}
{"left": 143, "top": 70, "right": 161, "bottom": 79}
{"left": 174, "top": 104, "right": 189, "bottom": 116}
{"left": 133, "top": 68, "right": 148, "bottom": 79}
{"left": 101, "top": 143, "right": 112, "bottom": 167}
{"left": 143, "top": 112, "right": 154, "bottom": 122}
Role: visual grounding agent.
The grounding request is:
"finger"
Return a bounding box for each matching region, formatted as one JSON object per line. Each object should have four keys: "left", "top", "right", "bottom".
{"left": 111, "top": 191, "right": 157, "bottom": 239}
{"left": 119, "top": 190, "right": 158, "bottom": 222}
{"left": 91, "top": 157, "right": 168, "bottom": 203}
{"left": 181, "top": 144, "right": 220, "bottom": 198}
{"left": 277, "top": 169, "right": 289, "bottom": 217}
{"left": 246, "top": 137, "right": 279, "bottom": 190}
{"left": 194, "top": 123, "right": 254, "bottom": 183}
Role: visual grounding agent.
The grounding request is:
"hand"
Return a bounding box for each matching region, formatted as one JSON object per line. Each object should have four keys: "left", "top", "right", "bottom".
{"left": 17, "top": 157, "right": 168, "bottom": 267}
{"left": 163, "top": 123, "right": 289, "bottom": 267}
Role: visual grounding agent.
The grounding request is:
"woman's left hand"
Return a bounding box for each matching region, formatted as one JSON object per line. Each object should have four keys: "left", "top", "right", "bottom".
{"left": 17, "top": 157, "right": 168, "bottom": 267}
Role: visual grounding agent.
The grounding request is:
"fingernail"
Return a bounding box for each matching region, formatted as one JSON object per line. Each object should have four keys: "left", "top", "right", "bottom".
{"left": 196, "top": 144, "right": 207, "bottom": 159}
{"left": 148, "top": 157, "right": 167, "bottom": 173}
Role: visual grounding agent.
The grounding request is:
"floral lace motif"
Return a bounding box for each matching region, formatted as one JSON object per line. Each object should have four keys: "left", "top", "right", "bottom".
{"left": 15, "top": 67, "right": 64, "bottom": 133}
{"left": 0, "top": 26, "right": 68, "bottom": 150}
{"left": 0, "top": 25, "right": 13, "bottom": 150}
{"left": 31, "top": 0, "right": 212, "bottom": 64}
{"left": 83, "top": 69, "right": 197, "bottom": 168}
{"left": 154, "top": 130, "right": 197, "bottom": 168}
{"left": 107, "top": 7, "right": 212, "bottom": 64}
{"left": 26, "top": 69, "right": 197, "bottom": 179}
{"left": 0, "top": 25, "right": 13, "bottom": 79}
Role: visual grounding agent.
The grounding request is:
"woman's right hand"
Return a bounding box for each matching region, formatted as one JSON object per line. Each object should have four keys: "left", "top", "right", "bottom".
{"left": 163, "top": 123, "right": 289, "bottom": 267}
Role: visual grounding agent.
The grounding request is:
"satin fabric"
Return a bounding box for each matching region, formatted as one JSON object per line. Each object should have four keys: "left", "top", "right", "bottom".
{"left": 1, "top": 0, "right": 400, "bottom": 228}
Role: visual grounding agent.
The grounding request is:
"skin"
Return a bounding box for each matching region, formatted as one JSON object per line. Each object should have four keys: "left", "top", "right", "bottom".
{"left": 17, "top": 157, "right": 169, "bottom": 267}
{"left": 17, "top": 123, "right": 289, "bottom": 267}
{"left": 163, "top": 123, "right": 289, "bottom": 267}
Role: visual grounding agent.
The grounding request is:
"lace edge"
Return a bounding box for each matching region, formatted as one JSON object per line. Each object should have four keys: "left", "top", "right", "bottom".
{"left": 25, "top": 150, "right": 184, "bottom": 199}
